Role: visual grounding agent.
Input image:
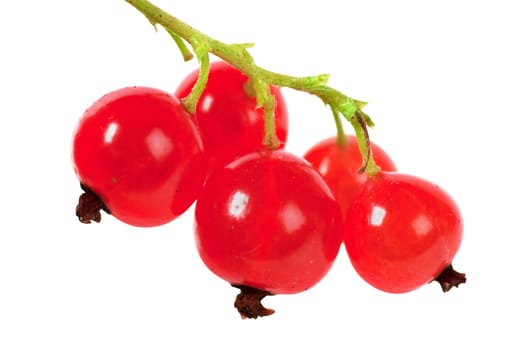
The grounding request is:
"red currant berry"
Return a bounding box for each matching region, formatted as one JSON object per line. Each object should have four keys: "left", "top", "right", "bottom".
{"left": 175, "top": 61, "right": 288, "bottom": 177}
{"left": 72, "top": 86, "right": 206, "bottom": 227}
{"left": 194, "top": 150, "right": 343, "bottom": 318}
{"left": 344, "top": 171, "right": 465, "bottom": 293}
{"left": 304, "top": 135, "right": 396, "bottom": 216}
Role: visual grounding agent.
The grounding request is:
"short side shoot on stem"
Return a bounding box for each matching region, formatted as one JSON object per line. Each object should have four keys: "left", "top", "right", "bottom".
{"left": 180, "top": 34, "right": 211, "bottom": 114}
{"left": 123, "top": 0, "right": 377, "bottom": 169}
{"left": 165, "top": 28, "right": 194, "bottom": 61}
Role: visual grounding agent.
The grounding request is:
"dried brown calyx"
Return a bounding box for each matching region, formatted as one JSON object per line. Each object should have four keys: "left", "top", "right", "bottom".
{"left": 434, "top": 265, "right": 467, "bottom": 292}
{"left": 75, "top": 183, "right": 110, "bottom": 223}
{"left": 232, "top": 285, "right": 275, "bottom": 319}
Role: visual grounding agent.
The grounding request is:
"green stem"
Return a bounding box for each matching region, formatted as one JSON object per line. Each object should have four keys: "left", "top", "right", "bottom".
{"left": 165, "top": 28, "right": 194, "bottom": 61}
{"left": 124, "top": 0, "right": 377, "bottom": 171}
{"left": 181, "top": 35, "right": 211, "bottom": 114}
{"left": 352, "top": 112, "right": 380, "bottom": 176}
{"left": 331, "top": 106, "right": 347, "bottom": 147}
{"left": 252, "top": 79, "right": 280, "bottom": 149}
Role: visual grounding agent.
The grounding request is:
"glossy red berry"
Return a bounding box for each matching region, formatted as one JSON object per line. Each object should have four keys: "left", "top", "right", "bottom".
{"left": 72, "top": 86, "right": 206, "bottom": 227}
{"left": 194, "top": 150, "right": 343, "bottom": 318}
{"left": 175, "top": 61, "right": 288, "bottom": 177}
{"left": 344, "top": 171, "right": 464, "bottom": 293}
{"left": 304, "top": 135, "right": 396, "bottom": 215}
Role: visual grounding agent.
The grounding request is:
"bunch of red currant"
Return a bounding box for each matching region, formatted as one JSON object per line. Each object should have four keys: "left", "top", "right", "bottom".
{"left": 71, "top": 0, "right": 466, "bottom": 319}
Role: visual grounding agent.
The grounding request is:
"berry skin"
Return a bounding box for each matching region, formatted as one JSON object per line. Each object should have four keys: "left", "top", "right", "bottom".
{"left": 175, "top": 61, "right": 288, "bottom": 177}
{"left": 344, "top": 171, "right": 464, "bottom": 293}
{"left": 304, "top": 135, "right": 396, "bottom": 215}
{"left": 72, "top": 86, "right": 206, "bottom": 227}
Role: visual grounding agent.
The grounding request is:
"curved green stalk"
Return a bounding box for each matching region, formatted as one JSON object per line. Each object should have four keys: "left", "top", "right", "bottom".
{"left": 165, "top": 28, "right": 194, "bottom": 61}
{"left": 124, "top": 0, "right": 379, "bottom": 174}
{"left": 181, "top": 35, "right": 211, "bottom": 114}
{"left": 331, "top": 106, "right": 347, "bottom": 147}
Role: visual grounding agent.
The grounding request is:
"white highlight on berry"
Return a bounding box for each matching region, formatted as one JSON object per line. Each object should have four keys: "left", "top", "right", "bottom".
{"left": 370, "top": 205, "right": 387, "bottom": 226}
{"left": 201, "top": 94, "right": 213, "bottom": 112}
{"left": 145, "top": 128, "right": 173, "bottom": 161}
{"left": 103, "top": 122, "right": 119, "bottom": 143}
{"left": 229, "top": 191, "right": 249, "bottom": 219}
{"left": 280, "top": 202, "right": 306, "bottom": 234}
{"left": 411, "top": 214, "right": 433, "bottom": 236}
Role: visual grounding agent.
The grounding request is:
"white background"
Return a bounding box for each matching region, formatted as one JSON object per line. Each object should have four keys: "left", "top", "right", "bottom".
{"left": 1, "top": 0, "right": 523, "bottom": 348}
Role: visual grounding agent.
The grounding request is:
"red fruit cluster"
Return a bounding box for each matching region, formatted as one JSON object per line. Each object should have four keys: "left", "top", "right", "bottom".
{"left": 72, "top": 60, "right": 465, "bottom": 319}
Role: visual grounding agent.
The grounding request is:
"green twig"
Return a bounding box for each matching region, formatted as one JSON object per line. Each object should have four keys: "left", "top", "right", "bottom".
{"left": 123, "top": 0, "right": 378, "bottom": 173}
{"left": 165, "top": 28, "right": 194, "bottom": 61}
{"left": 331, "top": 106, "right": 347, "bottom": 148}
{"left": 252, "top": 79, "right": 279, "bottom": 149}
{"left": 181, "top": 35, "right": 211, "bottom": 114}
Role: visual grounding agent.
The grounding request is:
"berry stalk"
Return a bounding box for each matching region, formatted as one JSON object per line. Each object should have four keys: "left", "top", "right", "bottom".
{"left": 124, "top": 0, "right": 379, "bottom": 175}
